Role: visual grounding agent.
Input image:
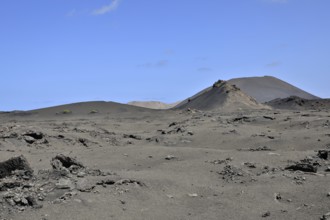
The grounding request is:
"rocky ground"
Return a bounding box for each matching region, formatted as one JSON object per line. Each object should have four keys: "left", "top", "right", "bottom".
{"left": 1, "top": 106, "right": 330, "bottom": 220}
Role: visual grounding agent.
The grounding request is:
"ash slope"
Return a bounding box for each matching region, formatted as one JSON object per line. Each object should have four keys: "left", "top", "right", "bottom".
{"left": 14, "top": 101, "right": 164, "bottom": 119}
{"left": 228, "top": 76, "right": 319, "bottom": 103}
{"left": 174, "top": 80, "right": 270, "bottom": 111}
{"left": 127, "top": 101, "right": 179, "bottom": 109}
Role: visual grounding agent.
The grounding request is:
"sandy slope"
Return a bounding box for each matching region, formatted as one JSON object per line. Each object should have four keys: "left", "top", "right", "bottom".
{"left": 127, "top": 101, "right": 180, "bottom": 109}
{"left": 1, "top": 98, "right": 330, "bottom": 220}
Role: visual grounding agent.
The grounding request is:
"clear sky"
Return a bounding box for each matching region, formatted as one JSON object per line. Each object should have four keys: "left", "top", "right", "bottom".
{"left": 1, "top": 0, "right": 329, "bottom": 111}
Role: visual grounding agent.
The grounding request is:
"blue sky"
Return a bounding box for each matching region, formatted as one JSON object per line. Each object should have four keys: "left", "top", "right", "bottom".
{"left": 1, "top": 0, "right": 329, "bottom": 110}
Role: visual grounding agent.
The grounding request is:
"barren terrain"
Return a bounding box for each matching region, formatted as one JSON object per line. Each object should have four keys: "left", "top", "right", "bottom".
{"left": 1, "top": 78, "right": 329, "bottom": 220}
{"left": 1, "top": 99, "right": 330, "bottom": 220}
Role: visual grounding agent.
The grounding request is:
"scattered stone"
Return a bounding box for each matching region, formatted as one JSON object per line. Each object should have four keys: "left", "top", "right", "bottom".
{"left": 24, "top": 136, "right": 35, "bottom": 144}
{"left": 49, "top": 160, "right": 70, "bottom": 177}
{"left": 146, "top": 137, "right": 160, "bottom": 143}
{"left": 78, "top": 138, "right": 89, "bottom": 147}
{"left": 248, "top": 146, "right": 272, "bottom": 152}
{"left": 318, "top": 150, "right": 330, "bottom": 160}
{"left": 321, "top": 212, "right": 330, "bottom": 220}
{"left": 51, "top": 154, "right": 85, "bottom": 171}
{"left": 173, "top": 127, "right": 185, "bottom": 133}
{"left": 23, "top": 131, "right": 44, "bottom": 140}
{"left": 0, "top": 154, "right": 119, "bottom": 215}
{"left": 275, "top": 193, "right": 282, "bottom": 200}
{"left": 263, "top": 116, "right": 275, "bottom": 120}
{"left": 169, "top": 122, "right": 177, "bottom": 127}
{"left": 165, "top": 155, "right": 177, "bottom": 160}
{"left": 186, "top": 108, "right": 196, "bottom": 113}
{"left": 285, "top": 163, "right": 317, "bottom": 173}
{"left": 187, "top": 131, "right": 194, "bottom": 136}
{"left": 115, "top": 179, "right": 144, "bottom": 187}
{"left": 4, "top": 193, "right": 42, "bottom": 209}
{"left": 218, "top": 165, "right": 252, "bottom": 183}
{"left": 300, "top": 157, "right": 321, "bottom": 167}
{"left": 0, "top": 181, "right": 22, "bottom": 191}
{"left": 0, "top": 132, "right": 18, "bottom": 139}
{"left": 77, "top": 171, "right": 86, "bottom": 178}
{"left": 157, "top": 130, "right": 167, "bottom": 135}
{"left": 57, "top": 191, "right": 77, "bottom": 202}
{"left": 50, "top": 155, "right": 85, "bottom": 177}
{"left": 327, "top": 192, "right": 330, "bottom": 197}
{"left": 209, "top": 157, "right": 233, "bottom": 165}
{"left": 293, "top": 176, "right": 306, "bottom": 185}
{"left": 56, "top": 178, "right": 74, "bottom": 189}
{"left": 25, "top": 196, "right": 42, "bottom": 208}
{"left": 0, "top": 155, "right": 33, "bottom": 179}
{"left": 232, "top": 116, "right": 250, "bottom": 123}
{"left": 119, "top": 200, "right": 126, "bottom": 205}
{"left": 262, "top": 211, "right": 271, "bottom": 218}
{"left": 244, "top": 162, "right": 256, "bottom": 168}
{"left": 123, "top": 134, "right": 142, "bottom": 140}
{"left": 96, "top": 179, "right": 116, "bottom": 187}
{"left": 213, "top": 80, "right": 225, "bottom": 88}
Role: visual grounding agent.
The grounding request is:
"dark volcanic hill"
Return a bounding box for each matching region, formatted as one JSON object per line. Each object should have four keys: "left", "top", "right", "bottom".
{"left": 174, "top": 80, "right": 269, "bottom": 111}
{"left": 227, "top": 76, "right": 319, "bottom": 103}
{"left": 3, "top": 101, "right": 161, "bottom": 119}
{"left": 266, "top": 96, "right": 330, "bottom": 110}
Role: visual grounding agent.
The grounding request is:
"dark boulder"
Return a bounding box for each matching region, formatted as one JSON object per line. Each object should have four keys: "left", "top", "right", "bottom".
{"left": 51, "top": 154, "right": 84, "bottom": 170}
{"left": 0, "top": 155, "right": 33, "bottom": 179}
{"left": 318, "top": 150, "right": 330, "bottom": 160}
{"left": 285, "top": 163, "right": 317, "bottom": 173}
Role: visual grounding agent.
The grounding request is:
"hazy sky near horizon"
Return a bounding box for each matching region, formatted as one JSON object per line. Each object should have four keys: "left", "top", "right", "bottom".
{"left": 1, "top": 0, "right": 329, "bottom": 110}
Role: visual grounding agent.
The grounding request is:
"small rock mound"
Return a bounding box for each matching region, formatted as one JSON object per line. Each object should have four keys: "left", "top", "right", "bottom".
{"left": 218, "top": 165, "right": 254, "bottom": 183}
{"left": 50, "top": 154, "right": 85, "bottom": 177}
{"left": 266, "top": 96, "right": 330, "bottom": 110}
{"left": 0, "top": 154, "right": 143, "bottom": 215}
{"left": 0, "top": 156, "right": 33, "bottom": 179}
{"left": 175, "top": 80, "right": 270, "bottom": 111}
{"left": 51, "top": 154, "right": 84, "bottom": 170}
{"left": 285, "top": 163, "right": 317, "bottom": 173}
